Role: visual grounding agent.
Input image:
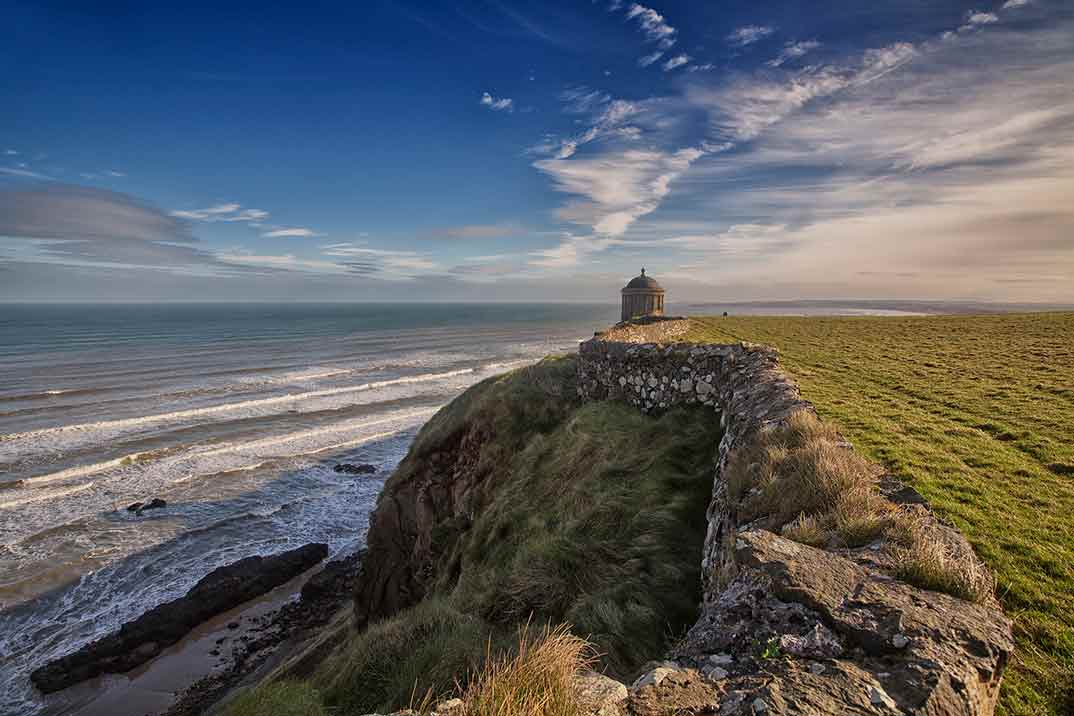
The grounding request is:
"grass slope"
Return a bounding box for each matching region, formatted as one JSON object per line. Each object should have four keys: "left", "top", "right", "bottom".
{"left": 248, "top": 358, "right": 721, "bottom": 715}
{"left": 683, "top": 313, "right": 1074, "bottom": 716}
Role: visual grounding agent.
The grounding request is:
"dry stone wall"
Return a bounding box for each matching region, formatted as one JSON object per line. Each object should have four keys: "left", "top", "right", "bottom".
{"left": 576, "top": 330, "right": 1014, "bottom": 716}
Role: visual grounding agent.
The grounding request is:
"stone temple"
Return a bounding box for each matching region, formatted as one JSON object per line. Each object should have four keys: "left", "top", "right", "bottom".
{"left": 621, "top": 268, "right": 665, "bottom": 322}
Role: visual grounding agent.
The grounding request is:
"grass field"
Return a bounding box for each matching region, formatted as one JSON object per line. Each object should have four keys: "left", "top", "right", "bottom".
{"left": 683, "top": 313, "right": 1074, "bottom": 716}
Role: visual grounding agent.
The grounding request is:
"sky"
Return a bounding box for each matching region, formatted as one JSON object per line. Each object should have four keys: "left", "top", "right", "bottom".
{"left": 2, "top": 0, "right": 1073, "bottom": 302}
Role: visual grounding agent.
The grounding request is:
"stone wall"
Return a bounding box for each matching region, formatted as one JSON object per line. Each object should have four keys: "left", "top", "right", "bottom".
{"left": 576, "top": 329, "right": 1014, "bottom": 716}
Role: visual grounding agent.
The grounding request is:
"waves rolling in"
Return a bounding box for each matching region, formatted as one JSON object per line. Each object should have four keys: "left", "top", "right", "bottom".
{"left": 0, "top": 302, "right": 616, "bottom": 716}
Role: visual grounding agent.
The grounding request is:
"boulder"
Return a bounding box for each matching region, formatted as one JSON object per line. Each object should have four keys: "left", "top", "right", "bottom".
{"left": 126, "top": 497, "right": 166, "bottom": 514}
{"left": 629, "top": 663, "right": 721, "bottom": 716}
{"left": 334, "top": 463, "right": 377, "bottom": 475}
{"left": 576, "top": 671, "right": 628, "bottom": 716}
{"left": 30, "top": 543, "right": 328, "bottom": 693}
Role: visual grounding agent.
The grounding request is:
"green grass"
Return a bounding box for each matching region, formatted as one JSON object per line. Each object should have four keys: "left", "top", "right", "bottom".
{"left": 234, "top": 357, "right": 722, "bottom": 716}
{"left": 683, "top": 313, "right": 1074, "bottom": 716}
{"left": 226, "top": 682, "right": 325, "bottom": 716}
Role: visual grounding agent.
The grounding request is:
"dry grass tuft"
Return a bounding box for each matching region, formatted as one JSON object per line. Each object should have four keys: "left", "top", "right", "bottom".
{"left": 891, "top": 523, "right": 994, "bottom": 603}
{"left": 462, "top": 624, "right": 595, "bottom": 716}
{"left": 729, "top": 410, "right": 888, "bottom": 537}
{"left": 728, "top": 410, "right": 992, "bottom": 602}
{"left": 780, "top": 514, "right": 828, "bottom": 547}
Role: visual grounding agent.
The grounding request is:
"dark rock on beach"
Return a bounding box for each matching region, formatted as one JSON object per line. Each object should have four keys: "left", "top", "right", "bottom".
{"left": 301, "top": 550, "right": 363, "bottom": 602}
{"left": 334, "top": 462, "right": 377, "bottom": 475}
{"left": 161, "top": 550, "right": 364, "bottom": 716}
{"left": 30, "top": 542, "right": 328, "bottom": 694}
{"left": 126, "top": 497, "right": 167, "bottom": 513}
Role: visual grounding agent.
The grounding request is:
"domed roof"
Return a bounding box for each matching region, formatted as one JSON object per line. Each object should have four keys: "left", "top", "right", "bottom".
{"left": 623, "top": 268, "right": 663, "bottom": 291}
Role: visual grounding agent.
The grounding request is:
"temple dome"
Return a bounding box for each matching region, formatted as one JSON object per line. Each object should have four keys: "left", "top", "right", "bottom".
{"left": 623, "top": 268, "right": 664, "bottom": 292}
{"left": 620, "top": 268, "right": 665, "bottom": 322}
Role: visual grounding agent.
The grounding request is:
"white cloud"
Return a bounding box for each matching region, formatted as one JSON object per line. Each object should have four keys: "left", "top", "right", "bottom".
{"left": 107, "top": 170, "right": 126, "bottom": 177}
{"left": 321, "top": 243, "right": 439, "bottom": 279}
{"left": 4, "top": 149, "right": 17, "bottom": 156}
{"left": 966, "top": 11, "right": 999, "bottom": 25}
{"left": 528, "top": 233, "right": 625, "bottom": 270}
{"left": 534, "top": 147, "right": 705, "bottom": 236}
{"left": 689, "top": 41, "right": 916, "bottom": 142}
{"left": 1003, "top": 0, "right": 1030, "bottom": 7}
{"left": 1, "top": 166, "right": 52, "bottom": 180}
{"left": 534, "top": 93, "right": 641, "bottom": 159}
{"left": 261, "top": 227, "right": 317, "bottom": 238}
{"left": 624, "top": 3, "right": 677, "bottom": 50}
{"left": 638, "top": 50, "right": 664, "bottom": 67}
{"left": 480, "top": 92, "right": 514, "bottom": 112}
{"left": 216, "top": 251, "right": 349, "bottom": 274}
{"left": 956, "top": 10, "right": 1000, "bottom": 34}
{"left": 663, "top": 54, "right": 690, "bottom": 71}
{"left": 688, "top": 63, "right": 715, "bottom": 73}
{"left": 637, "top": 19, "right": 1074, "bottom": 300}
{"left": 727, "top": 25, "right": 775, "bottom": 47}
{"left": 766, "top": 40, "right": 821, "bottom": 68}
{"left": 170, "top": 203, "right": 270, "bottom": 224}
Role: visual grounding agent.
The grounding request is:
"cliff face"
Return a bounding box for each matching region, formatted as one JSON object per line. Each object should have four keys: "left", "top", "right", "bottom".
{"left": 350, "top": 355, "right": 720, "bottom": 688}
{"left": 354, "top": 356, "right": 581, "bottom": 627}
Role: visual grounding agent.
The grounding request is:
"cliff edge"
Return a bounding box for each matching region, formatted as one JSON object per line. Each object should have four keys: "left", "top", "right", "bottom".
{"left": 228, "top": 326, "right": 1013, "bottom": 716}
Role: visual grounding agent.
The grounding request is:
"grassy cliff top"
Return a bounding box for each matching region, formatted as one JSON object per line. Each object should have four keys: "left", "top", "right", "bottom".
{"left": 683, "top": 312, "right": 1074, "bottom": 716}
{"left": 238, "top": 356, "right": 722, "bottom": 716}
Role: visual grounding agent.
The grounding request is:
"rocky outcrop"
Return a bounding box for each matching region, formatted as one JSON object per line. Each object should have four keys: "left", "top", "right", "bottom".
{"left": 30, "top": 543, "right": 328, "bottom": 693}
{"left": 664, "top": 530, "right": 1013, "bottom": 714}
{"left": 575, "top": 324, "right": 1014, "bottom": 715}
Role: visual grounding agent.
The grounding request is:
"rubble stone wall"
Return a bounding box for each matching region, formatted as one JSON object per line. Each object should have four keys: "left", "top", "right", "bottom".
{"left": 576, "top": 332, "right": 1014, "bottom": 716}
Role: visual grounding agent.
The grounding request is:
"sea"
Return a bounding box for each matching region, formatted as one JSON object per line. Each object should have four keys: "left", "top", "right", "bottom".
{"left": 0, "top": 302, "right": 617, "bottom": 716}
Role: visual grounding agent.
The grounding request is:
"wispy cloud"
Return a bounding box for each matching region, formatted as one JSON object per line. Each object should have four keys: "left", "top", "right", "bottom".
{"left": 261, "top": 227, "right": 317, "bottom": 238}
{"left": 638, "top": 50, "right": 664, "bottom": 67}
{"left": 4, "top": 149, "right": 17, "bottom": 156}
{"left": 689, "top": 41, "right": 916, "bottom": 141}
{"left": 610, "top": 2, "right": 678, "bottom": 68}
{"left": 534, "top": 147, "right": 704, "bottom": 236}
{"left": 1003, "top": 0, "right": 1030, "bottom": 7}
{"left": 663, "top": 54, "right": 690, "bottom": 71}
{"left": 0, "top": 185, "right": 252, "bottom": 276}
{"left": 321, "top": 243, "right": 439, "bottom": 279}
{"left": 531, "top": 89, "right": 642, "bottom": 159}
{"left": 1, "top": 166, "right": 53, "bottom": 180}
{"left": 634, "top": 13, "right": 1074, "bottom": 300}
{"left": 767, "top": 40, "right": 821, "bottom": 67}
{"left": 480, "top": 91, "right": 514, "bottom": 112}
{"left": 428, "top": 222, "right": 524, "bottom": 239}
{"left": 624, "top": 3, "right": 677, "bottom": 49}
{"left": 727, "top": 25, "right": 775, "bottom": 47}
{"left": 171, "top": 203, "right": 270, "bottom": 223}
{"left": 953, "top": 9, "right": 999, "bottom": 34}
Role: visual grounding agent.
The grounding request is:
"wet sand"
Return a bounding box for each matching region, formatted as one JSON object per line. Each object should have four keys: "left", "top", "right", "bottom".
{"left": 39, "top": 566, "right": 318, "bottom": 716}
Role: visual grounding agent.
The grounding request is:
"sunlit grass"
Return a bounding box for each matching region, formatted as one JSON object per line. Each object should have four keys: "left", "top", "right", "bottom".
{"left": 683, "top": 312, "right": 1074, "bottom": 716}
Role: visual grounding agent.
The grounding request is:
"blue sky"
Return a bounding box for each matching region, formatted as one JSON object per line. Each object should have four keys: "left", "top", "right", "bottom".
{"left": 2, "top": 0, "right": 1072, "bottom": 301}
